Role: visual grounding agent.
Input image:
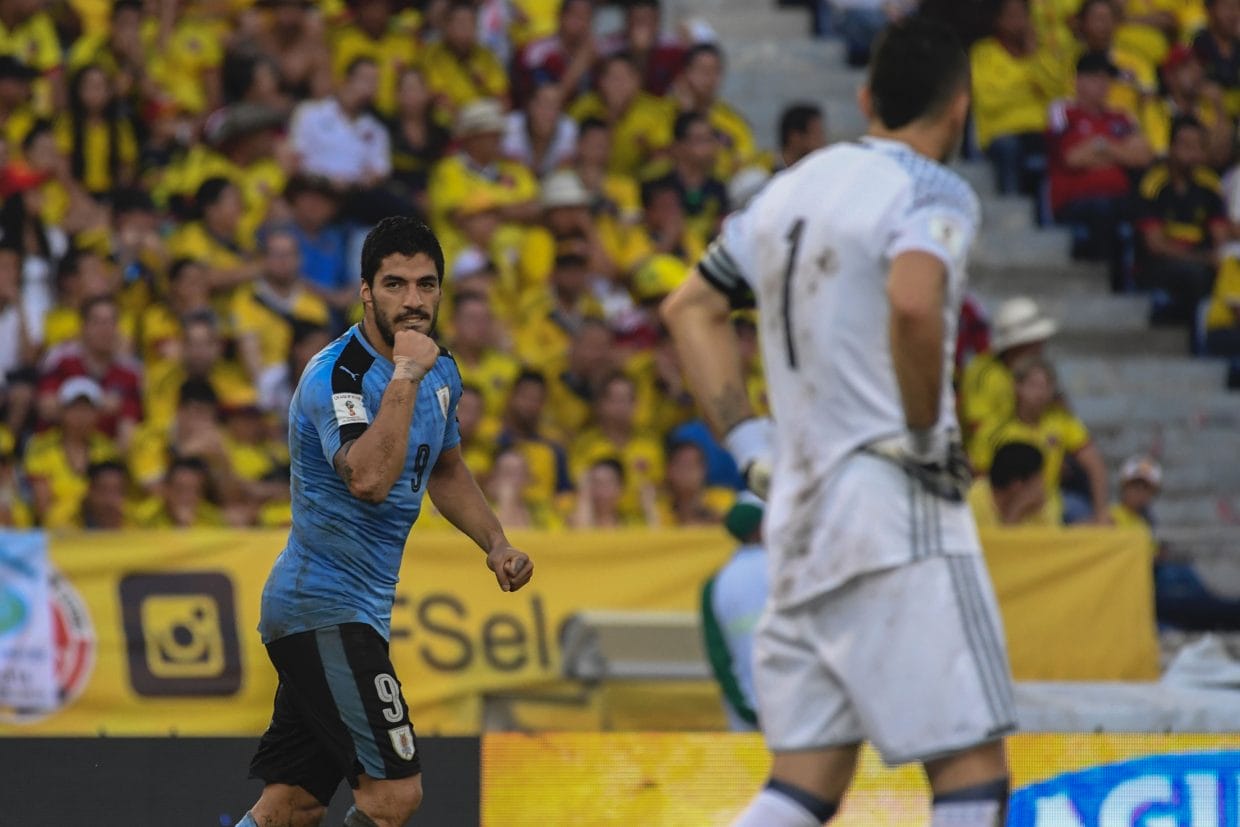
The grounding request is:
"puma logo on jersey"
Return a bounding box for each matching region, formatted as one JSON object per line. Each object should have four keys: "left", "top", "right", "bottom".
{"left": 338, "top": 365, "right": 360, "bottom": 381}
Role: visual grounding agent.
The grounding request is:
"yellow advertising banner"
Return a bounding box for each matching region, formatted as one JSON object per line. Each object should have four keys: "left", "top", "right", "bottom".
{"left": 482, "top": 733, "right": 1240, "bottom": 826}
{"left": 0, "top": 525, "right": 1158, "bottom": 736}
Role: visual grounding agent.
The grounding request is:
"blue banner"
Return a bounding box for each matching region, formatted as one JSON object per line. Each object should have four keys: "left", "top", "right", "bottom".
{"left": 1010, "top": 751, "right": 1240, "bottom": 826}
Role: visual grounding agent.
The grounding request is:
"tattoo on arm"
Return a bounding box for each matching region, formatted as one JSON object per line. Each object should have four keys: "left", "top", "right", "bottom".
{"left": 334, "top": 440, "right": 356, "bottom": 488}
{"left": 709, "top": 382, "right": 752, "bottom": 435}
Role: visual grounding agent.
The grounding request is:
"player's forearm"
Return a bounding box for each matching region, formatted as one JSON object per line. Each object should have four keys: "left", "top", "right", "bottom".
{"left": 662, "top": 282, "right": 753, "bottom": 437}
{"left": 339, "top": 376, "right": 419, "bottom": 502}
{"left": 427, "top": 453, "right": 507, "bottom": 552}
{"left": 889, "top": 298, "right": 944, "bottom": 432}
{"left": 888, "top": 254, "right": 947, "bottom": 432}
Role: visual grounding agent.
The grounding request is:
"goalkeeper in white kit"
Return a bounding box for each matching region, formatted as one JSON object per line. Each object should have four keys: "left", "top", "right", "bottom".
{"left": 661, "top": 16, "right": 1016, "bottom": 827}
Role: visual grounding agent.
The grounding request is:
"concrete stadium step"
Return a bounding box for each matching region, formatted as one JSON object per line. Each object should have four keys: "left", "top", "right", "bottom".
{"left": 1071, "top": 391, "right": 1240, "bottom": 427}
{"left": 719, "top": 38, "right": 867, "bottom": 148}
{"left": 1157, "top": 497, "right": 1236, "bottom": 529}
{"left": 707, "top": 8, "right": 812, "bottom": 41}
{"left": 979, "top": 194, "right": 1041, "bottom": 233}
{"left": 1059, "top": 356, "right": 1229, "bottom": 397}
{"left": 973, "top": 225, "right": 1074, "bottom": 269}
{"left": 971, "top": 262, "right": 1107, "bottom": 295}
{"left": 1086, "top": 422, "right": 1240, "bottom": 463}
{"left": 1052, "top": 326, "right": 1189, "bottom": 357}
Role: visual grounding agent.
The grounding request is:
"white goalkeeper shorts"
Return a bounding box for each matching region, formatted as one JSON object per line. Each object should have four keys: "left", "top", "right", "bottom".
{"left": 752, "top": 552, "right": 1017, "bottom": 765}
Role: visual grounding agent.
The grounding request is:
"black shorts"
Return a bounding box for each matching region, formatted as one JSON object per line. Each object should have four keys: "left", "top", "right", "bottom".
{"left": 249, "top": 623, "right": 421, "bottom": 806}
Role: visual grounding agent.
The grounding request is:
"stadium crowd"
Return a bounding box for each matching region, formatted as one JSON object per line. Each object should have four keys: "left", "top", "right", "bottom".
{"left": 0, "top": 0, "right": 1175, "bottom": 537}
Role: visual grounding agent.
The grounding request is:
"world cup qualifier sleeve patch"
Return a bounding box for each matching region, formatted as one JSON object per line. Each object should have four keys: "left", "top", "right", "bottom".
{"left": 333, "top": 393, "right": 369, "bottom": 427}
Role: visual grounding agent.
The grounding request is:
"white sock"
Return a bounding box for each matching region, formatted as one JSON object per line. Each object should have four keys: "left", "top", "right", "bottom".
{"left": 931, "top": 800, "right": 1003, "bottom": 826}
{"left": 731, "top": 789, "right": 822, "bottom": 827}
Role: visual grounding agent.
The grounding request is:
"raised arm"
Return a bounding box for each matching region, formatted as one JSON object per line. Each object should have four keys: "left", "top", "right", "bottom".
{"left": 332, "top": 329, "right": 439, "bottom": 503}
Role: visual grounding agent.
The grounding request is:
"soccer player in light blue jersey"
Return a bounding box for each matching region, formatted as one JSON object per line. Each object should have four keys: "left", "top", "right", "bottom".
{"left": 239, "top": 217, "right": 533, "bottom": 827}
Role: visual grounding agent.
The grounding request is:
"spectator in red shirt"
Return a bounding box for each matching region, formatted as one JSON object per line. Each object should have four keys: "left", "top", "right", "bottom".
{"left": 37, "top": 294, "right": 143, "bottom": 448}
{"left": 603, "top": 0, "right": 685, "bottom": 96}
{"left": 1048, "top": 52, "right": 1154, "bottom": 291}
{"left": 1136, "top": 116, "right": 1231, "bottom": 323}
{"left": 515, "top": 0, "right": 597, "bottom": 107}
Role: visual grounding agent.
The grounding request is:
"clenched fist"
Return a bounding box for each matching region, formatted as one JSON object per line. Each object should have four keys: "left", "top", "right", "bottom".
{"left": 393, "top": 329, "right": 440, "bottom": 382}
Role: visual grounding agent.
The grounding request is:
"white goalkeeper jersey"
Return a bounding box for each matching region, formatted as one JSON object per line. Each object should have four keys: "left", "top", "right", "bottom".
{"left": 699, "top": 137, "right": 982, "bottom": 605}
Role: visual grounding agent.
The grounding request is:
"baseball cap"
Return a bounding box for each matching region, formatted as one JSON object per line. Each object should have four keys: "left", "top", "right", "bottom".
{"left": 58, "top": 376, "right": 104, "bottom": 407}
{"left": 1077, "top": 51, "right": 1119, "bottom": 78}
{"left": 455, "top": 99, "right": 507, "bottom": 138}
{"left": 632, "top": 254, "right": 688, "bottom": 302}
{"left": 724, "top": 491, "right": 764, "bottom": 542}
{"left": 991, "top": 297, "right": 1057, "bottom": 353}
{"left": 1120, "top": 456, "right": 1162, "bottom": 488}
{"left": 540, "top": 170, "right": 591, "bottom": 210}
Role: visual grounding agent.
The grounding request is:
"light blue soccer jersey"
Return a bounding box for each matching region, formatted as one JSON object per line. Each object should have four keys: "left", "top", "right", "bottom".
{"left": 259, "top": 324, "right": 461, "bottom": 643}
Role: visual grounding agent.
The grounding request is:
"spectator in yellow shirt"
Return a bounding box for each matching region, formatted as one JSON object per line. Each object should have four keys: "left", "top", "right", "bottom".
{"left": 243, "top": 0, "right": 333, "bottom": 102}
{"left": 23, "top": 376, "right": 119, "bottom": 529}
{"left": 959, "top": 296, "right": 1057, "bottom": 444}
{"left": 496, "top": 369, "right": 574, "bottom": 512}
{"left": 640, "top": 111, "right": 730, "bottom": 247}
{"left": 569, "top": 372, "right": 664, "bottom": 519}
{"left": 973, "top": 357, "right": 1112, "bottom": 524}
{"left": 1142, "top": 45, "right": 1233, "bottom": 166}
{"left": 0, "top": 55, "right": 38, "bottom": 154}
{"left": 422, "top": 0, "right": 510, "bottom": 113}
{"left": 0, "top": 0, "right": 63, "bottom": 115}
{"left": 543, "top": 318, "right": 616, "bottom": 440}
{"left": 664, "top": 43, "right": 759, "bottom": 180}
{"left": 1204, "top": 246, "right": 1240, "bottom": 355}
{"left": 569, "top": 457, "right": 652, "bottom": 528}
{"left": 970, "top": 0, "right": 1060, "bottom": 193}
{"left": 456, "top": 384, "right": 498, "bottom": 481}
{"left": 427, "top": 99, "right": 541, "bottom": 259}
{"left": 1111, "top": 454, "right": 1162, "bottom": 527}
{"left": 635, "top": 178, "right": 707, "bottom": 266}
{"left": 568, "top": 52, "right": 673, "bottom": 178}
{"left": 78, "top": 459, "right": 135, "bottom": 530}
{"left": 518, "top": 169, "right": 625, "bottom": 297}
{"left": 484, "top": 445, "right": 565, "bottom": 530}
{"left": 155, "top": 101, "right": 288, "bottom": 243}
{"left": 967, "top": 441, "right": 1056, "bottom": 528}
{"left": 655, "top": 440, "right": 734, "bottom": 527}
{"left": 167, "top": 177, "right": 262, "bottom": 305}
{"left": 332, "top": 0, "right": 419, "bottom": 116}
{"left": 0, "top": 430, "right": 33, "bottom": 528}
{"left": 144, "top": 311, "right": 256, "bottom": 431}
{"left": 450, "top": 292, "right": 521, "bottom": 423}
{"left": 133, "top": 456, "right": 225, "bottom": 528}
{"left": 1119, "top": 0, "right": 1180, "bottom": 70}
{"left": 57, "top": 65, "right": 138, "bottom": 197}
{"left": 514, "top": 251, "right": 606, "bottom": 372}
{"left": 231, "top": 227, "right": 331, "bottom": 383}
{"left": 1071, "top": 0, "right": 1160, "bottom": 116}
{"left": 219, "top": 400, "right": 292, "bottom": 526}
{"left": 572, "top": 116, "right": 643, "bottom": 224}
{"left": 138, "top": 259, "right": 213, "bottom": 367}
